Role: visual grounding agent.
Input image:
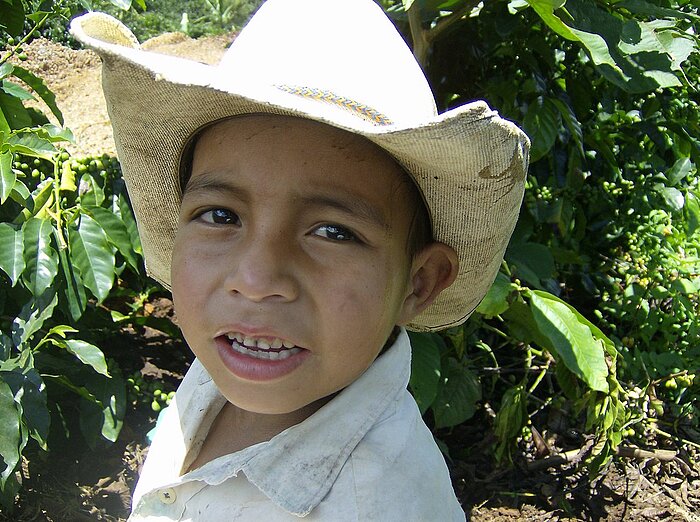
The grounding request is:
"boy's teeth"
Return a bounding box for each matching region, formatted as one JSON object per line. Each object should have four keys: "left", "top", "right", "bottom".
{"left": 228, "top": 339, "right": 302, "bottom": 361}
{"left": 225, "top": 332, "right": 296, "bottom": 352}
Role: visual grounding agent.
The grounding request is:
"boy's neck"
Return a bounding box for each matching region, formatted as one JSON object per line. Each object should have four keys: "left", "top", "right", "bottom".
{"left": 187, "top": 395, "right": 332, "bottom": 473}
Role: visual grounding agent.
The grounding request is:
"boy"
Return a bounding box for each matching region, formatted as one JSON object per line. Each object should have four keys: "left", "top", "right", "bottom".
{"left": 71, "top": 0, "right": 529, "bottom": 519}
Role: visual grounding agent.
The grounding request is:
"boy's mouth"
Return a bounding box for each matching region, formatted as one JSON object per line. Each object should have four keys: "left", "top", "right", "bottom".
{"left": 223, "top": 332, "right": 302, "bottom": 361}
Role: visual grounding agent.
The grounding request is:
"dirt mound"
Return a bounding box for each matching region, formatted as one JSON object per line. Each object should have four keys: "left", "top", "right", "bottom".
{"left": 17, "top": 33, "right": 232, "bottom": 157}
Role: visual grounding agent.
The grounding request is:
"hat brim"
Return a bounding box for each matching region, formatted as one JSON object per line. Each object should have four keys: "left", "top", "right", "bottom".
{"left": 72, "top": 13, "right": 529, "bottom": 332}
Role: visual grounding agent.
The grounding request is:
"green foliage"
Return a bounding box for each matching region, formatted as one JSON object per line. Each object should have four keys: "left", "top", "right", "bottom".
{"left": 397, "top": 0, "right": 699, "bottom": 474}
{"left": 88, "top": 0, "right": 263, "bottom": 40}
{"left": 0, "top": 0, "right": 152, "bottom": 507}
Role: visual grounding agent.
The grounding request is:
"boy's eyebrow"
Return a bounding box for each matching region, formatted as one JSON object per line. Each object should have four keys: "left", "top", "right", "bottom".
{"left": 182, "top": 172, "right": 242, "bottom": 197}
{"left": 297, "top": 193, "right": 388, "bottom": 229}
{"left": 184, "top": 172, "right": 388, "bottom": 229}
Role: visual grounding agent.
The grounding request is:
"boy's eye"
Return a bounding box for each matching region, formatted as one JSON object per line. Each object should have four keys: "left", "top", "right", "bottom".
{"left": 314, "top": 224, "right": 356, "bottom": 242}
{"left": 199, "top": 208, "right": 240, "bottom": 225}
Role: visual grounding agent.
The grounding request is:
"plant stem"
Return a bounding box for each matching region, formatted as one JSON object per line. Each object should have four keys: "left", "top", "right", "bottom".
{"left": 52, "top": 155, "right": 67, "bottom": 249}
{"left": 0, "top": 13, "right": 51, "bottom": 67}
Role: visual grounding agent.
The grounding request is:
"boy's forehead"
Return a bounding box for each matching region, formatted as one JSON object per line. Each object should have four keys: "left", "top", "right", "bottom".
{"left": 198, "top": 114, "right": 382, "bottom": 157}
{"left": 191, "top": 114, "right": 413, "bottom": 190}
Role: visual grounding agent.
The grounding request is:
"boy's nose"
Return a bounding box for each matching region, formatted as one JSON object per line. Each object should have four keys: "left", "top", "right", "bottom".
{"left": 223, "top": 235, "right": 298, "bottom": 303}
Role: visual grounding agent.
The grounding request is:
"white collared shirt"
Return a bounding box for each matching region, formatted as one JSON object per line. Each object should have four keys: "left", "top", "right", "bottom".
{"left": 130, "top": 328, "right": 466, "bottom": 521}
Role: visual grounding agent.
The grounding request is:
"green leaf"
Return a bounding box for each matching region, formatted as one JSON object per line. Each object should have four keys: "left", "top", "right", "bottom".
{"left": 656, "top": 185, "right": 685, "bottom": 211}
{"left": 0, "top": 150, "right": 15, "bottom": 204}
{"left": 11, "top": 67, "right": 64, "bottom": 125}
{"left": 7, "top": 132, "right": 56, "bottom": 160}
{"left": 69, "top": 214, "right": 115, "bottom": 303}
{"left": 0, "top": 368, "right": 49, "bottom": 450}
{"left": 506, "top": 241, "right": 555, "bottom": 288}
{"left": 0, "top": 0, "right": 25, "bottom": 37}
{"left": 108, "top": 0, "right": 134, "bottom": 9}
{"left": 0, "top": 381, "right": 21, "bottom": 485}
{"left": 87, "top": 206, "right": 140, "bottom": 272}
{"left": 493, "top": 383, "right": 527, "bottom": 462}
{"left": 684, "top": 191, "right": 700, "bottom": 236}
{"left": 37, "top": 124, "right": 74, "bottom": 144}
{"left": 117, "top": 192, "right": 143, "bottom": 255}
{"left": 0, "top": 91, "right": 32, "bottom": 130}
{"left": 1, "top": 80, "right": 34, "bottom": 102}
{"left": 666, "top": 157, "right": 693, "bottom": 186}
{"left": 22, "top": 218, "right": 58, "bottom": 297}
{"left": 551, "top": 98, "right": 584, "bottom": 157}
{"left": 529, "top": 290, "right": 609, "bottom": 393}
{"left": 476, "top": 271, "right": 514, "bottom": 318}
{"left": 79, "top": 368, "right": 125, "bottom": 443}
{"left": 619, "top": 0, "right": 700, "bottom": 23}
{"left": 57, "top": 243, "right": 87, "bottom": 322}
{"left": 522, "top": 97, "right": 561, "bottom": 162}
{"left": 408, "top": 332, "right": 442, "bottom": 414}
{"left": 11, "top": 289, "right": 58, "bottom": 347}
{"left": 63, "top": 340, "right": 110, "bottom": 377}
{"left": 432, "top": 358, "right": 481, "bottom": 429}
{"left": 78, "top": 174, "right": 105, "bottom": 207}
{"left": 0, "top": 223, "right": 24, "bottom": 286}
{"left": 0, "top": 64, "right": 14, "bottom": 81}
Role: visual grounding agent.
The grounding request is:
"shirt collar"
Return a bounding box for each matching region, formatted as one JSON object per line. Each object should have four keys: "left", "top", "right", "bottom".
{"left": 183, "top": 327, "right": 412, "bottom": 516}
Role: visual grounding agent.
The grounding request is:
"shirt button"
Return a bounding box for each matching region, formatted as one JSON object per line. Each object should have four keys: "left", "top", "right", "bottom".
{"left": 158, "top": 487, "right": 177, "bottom": 504}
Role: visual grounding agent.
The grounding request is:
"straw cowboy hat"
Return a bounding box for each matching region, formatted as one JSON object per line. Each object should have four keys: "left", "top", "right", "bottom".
{"left": 70, "top": 0, "right": 529, "bottom": 331}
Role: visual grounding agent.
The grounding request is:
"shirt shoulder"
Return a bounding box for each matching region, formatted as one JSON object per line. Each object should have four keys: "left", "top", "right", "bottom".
{"left": 321, "top": 390, "right": 466, "bottom": 521}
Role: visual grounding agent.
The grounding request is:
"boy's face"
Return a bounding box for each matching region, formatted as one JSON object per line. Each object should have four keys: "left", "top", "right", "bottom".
{"left": 172, "top": 115, "right": 419, "bottom": 414}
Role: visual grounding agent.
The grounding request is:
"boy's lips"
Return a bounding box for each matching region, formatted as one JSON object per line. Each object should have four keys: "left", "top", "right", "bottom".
{"left": 214, "top": 332, "right": 309, "bottom": 381}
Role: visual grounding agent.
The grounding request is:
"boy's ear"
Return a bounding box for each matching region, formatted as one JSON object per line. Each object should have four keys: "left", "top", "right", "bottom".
{"left": 398, "top": 242, "right": 459, "bottom": 325}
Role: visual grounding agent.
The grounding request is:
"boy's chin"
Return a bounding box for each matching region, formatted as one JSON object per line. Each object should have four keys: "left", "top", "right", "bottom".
{"left": 219, "top": 388, "right": 337, "bottom": 417}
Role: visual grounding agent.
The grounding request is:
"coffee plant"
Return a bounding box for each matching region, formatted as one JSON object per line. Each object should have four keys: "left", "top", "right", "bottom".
{"left": 396, "top": 0, "right": 699, "bottom": 474}
{"left": 0, "top": 0, "right": 154, "bottom": 508}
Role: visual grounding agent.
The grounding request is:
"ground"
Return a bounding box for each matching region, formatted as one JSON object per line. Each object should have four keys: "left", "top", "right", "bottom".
{"left": 2, "top": 36, "right": 699, "bottom": 521}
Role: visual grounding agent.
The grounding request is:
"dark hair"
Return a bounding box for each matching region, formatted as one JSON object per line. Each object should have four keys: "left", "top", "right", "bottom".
{"left": 401, "top": 173, "right": 433, "bottom": 259}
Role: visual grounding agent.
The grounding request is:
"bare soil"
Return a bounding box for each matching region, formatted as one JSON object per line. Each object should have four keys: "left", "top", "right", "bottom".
{"left": 3, "top": 36, "right": 699, "bottom": 521}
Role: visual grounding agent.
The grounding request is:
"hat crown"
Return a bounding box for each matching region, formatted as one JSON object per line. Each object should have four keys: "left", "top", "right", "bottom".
{"left": 216, "top": 0, "right": 437, "bottom": 126}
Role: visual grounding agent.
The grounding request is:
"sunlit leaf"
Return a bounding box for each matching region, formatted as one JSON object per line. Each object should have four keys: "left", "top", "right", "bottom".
{"left": 529, "top": 291, "right": 609, "bottom": 393}
{"left": 476, "top": 271, "right": 514, "bottom": 318}
{"left": 0, "top": 150, "right": 15, "bottom": 204}
{"left": 87, "top": 206, "right": 140, "bottom": 272}
{"left": 685, "top": 192, "right": 700, "bottom": 236}
{"left": 68, "top": 214, "right": 115, "bottom": 303}
{"left": 666, "top": 157, "right": 693, "bottom": 186}
{"left": 64, "top": 340, "right": 110, "bottom": 377}
{"left": 656, "top": 185, "right": 685, "bottom": 212}
{"left": 22, "top": 218, "right": 58, "bottom": 297}
{"left": 7, "top": 132, "right": 56, "bottom": 160}
{"left": 0, "top": 223, "right": 25, "bottom": 286}
{"left": 1, "top": 80, "right": 34, "bottom": 102}
{"left": 117, "top": 192, "right": 143, "bottom": 255}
